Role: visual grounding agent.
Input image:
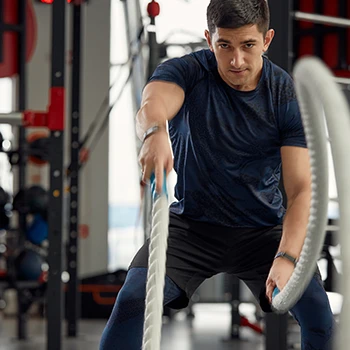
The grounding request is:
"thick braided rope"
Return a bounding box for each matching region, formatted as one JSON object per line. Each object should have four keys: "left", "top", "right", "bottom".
{"left": 273, "top": 57, "right": 350, "bottom": 350}
{"left": 271, "top": 57, "right": 330, "bottom": 313}
{"left": 292, "top": 58, "right": 350, "bottom": 350}
{"left": 142, "top": 182, "right": 169, "bottom": 350}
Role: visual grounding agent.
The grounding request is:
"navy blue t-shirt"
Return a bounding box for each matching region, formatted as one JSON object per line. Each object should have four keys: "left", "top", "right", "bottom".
{"left": 149, "top": 49, "right": 306, "bottom": 227}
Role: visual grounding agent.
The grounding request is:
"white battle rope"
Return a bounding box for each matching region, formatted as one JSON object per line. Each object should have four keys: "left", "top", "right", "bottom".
{"left": 271, "top": 58, "right": 330, "bottom": 313}
{"left": 273, "top": 58, "right": 350, "bottom": 350}
{"left": 294, "top": 59, "right": 350, "bottom": 350}
{"left": 142, "top": 177, "right": 169, "bottom": 350}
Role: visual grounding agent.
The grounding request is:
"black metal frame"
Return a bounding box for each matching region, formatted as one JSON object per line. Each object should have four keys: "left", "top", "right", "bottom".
{"left": 226, "top": 275, "right": 241, "bottom": 340}
{"left": 147, "top": 16, "right": 159, "bottom": 79}
{"left": 0, "top": 0, "right": 4, "bottom": 63}
{"left": 67, "top": 3, "right": 82, "bottom": 337}
{"left": 0, "top": 1, "right": 73, "bottom": 348}
{"left": 47, "top": 0, "right": 66, "bottom": 349}
{"left": 338, "top": 0, "right": 348, "bottom": 70}
{"left": 293, "top": 0, "right": 350, "bottom": 71}
{"left": 0, "top": 0, "right": 31, "bottom": 340}
{"left": 265, "top": 2, "right": 294, "bottom": 349}
{"left": 314, "top": 1, "right": 324, "bottom": 58}
{"left": 265, "top": 1, "right": 349, "bottom": 349}
{"left": 265, "top": 313, "right": 288, "bottom": 350}
{"left": 268, "top": 0, "right": 294, "bottom": 71}
{"left": 16, "top": 0, "right": 29, "bottom": 340}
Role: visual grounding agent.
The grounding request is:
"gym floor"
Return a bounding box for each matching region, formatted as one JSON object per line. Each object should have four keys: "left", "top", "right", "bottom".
{"left": 0, "top": 303, "right": 301, "bottom": 350}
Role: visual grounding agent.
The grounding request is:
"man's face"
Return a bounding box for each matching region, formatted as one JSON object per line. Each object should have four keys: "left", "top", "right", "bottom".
{"left": 205, "top": 25, "right": 274, "bottom": 91}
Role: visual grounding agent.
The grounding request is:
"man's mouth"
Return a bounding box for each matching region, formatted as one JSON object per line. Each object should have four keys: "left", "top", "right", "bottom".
{"left": 229, "top": 69, "right": 247, "bottom": 74}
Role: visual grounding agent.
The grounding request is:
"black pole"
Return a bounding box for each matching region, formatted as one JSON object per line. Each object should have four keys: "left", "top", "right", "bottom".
{"left": 338, "top": 0, "right": 348, "bottom": 70}
{"left": 147, "top": 16, "right": 159, "bottom": 79}
{"left": 314, "top": 0, "right": 324, "bottom": 59}
{"left": 67, "top": 2, "right": 82, "bottom": 337}
{"left": 0, "top": 0, "right": 4, "bottom": 63}
{"left": 268, "top": 0, "right": 293, "bottom": 72}
{"left": 265, "top": 313, "right": 288, "bottom": 350}
{"left": 17, "top": 0, "right": 27, "bottom": 188}
{"left": 47, "top": 0, "right": 66, "bottom": 349}
{"left": 226, "top": 275, "right": 240, "bottom": 340}
{"left": 17, "top": 0, "right": 28, "bottom": 340}
{"left": 265, "top": 2, "right": 291, "bottom": 347}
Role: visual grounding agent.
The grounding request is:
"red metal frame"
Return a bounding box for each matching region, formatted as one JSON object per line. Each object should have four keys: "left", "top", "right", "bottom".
{"left": 22, "top": 87, "right": 65, "bottom": 130}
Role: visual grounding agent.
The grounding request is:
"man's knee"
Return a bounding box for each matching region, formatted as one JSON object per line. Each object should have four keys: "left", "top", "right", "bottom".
{"left": 116, "top": 268, "right": 148, "bottom": 305}
{"left": 291, "top": 277, "right": 335, "bottom": 348}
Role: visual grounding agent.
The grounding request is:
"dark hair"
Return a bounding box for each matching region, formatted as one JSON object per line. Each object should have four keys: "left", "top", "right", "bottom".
{"left": 207, "top": 0, "right": 270, "bottom": 36}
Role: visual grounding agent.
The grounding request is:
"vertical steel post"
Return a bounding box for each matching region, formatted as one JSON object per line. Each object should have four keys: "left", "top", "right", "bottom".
{"left": 67, "top": 2, "right": 82, "bottom": 337}
{"left": 47, "top": 0, "right": 66, "bottom": 349}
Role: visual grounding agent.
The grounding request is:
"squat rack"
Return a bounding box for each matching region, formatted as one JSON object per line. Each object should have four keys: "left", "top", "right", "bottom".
{"left": 267, "top": 1, "right": 349, "bottom": 350}
{"left": 268, "top": 0, "right": 350, "bottom": 79}
{"left": 0, "top": 0, "right": 30, "bottom": 341}
{"left": 0, "top": 0, "right": 66, "bottom": 349}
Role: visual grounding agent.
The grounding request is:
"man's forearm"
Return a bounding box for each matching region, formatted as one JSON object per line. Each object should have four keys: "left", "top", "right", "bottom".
{"left": 136, "top": 101, "right": 168, "bottom": 141}
{"left": 136, "top": 82, "right": 185, "bottom": 140}
{"left": 278, "top": 190, "right": 311, "bottom": 259}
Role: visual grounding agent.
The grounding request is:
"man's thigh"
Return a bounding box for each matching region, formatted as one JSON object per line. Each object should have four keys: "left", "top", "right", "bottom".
{"left": 235, "top": 262, "right": 322, "bottom": 312}
{"left": 224, "top": 225, "right": 321, "bottom": 312}
{"left": 129, "top": 212, "right": 231, "bottom": 308}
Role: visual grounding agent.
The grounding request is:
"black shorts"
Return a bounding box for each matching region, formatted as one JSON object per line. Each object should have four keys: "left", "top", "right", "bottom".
{"left": 129, "top": 212, "right": 319, "bottom": 312}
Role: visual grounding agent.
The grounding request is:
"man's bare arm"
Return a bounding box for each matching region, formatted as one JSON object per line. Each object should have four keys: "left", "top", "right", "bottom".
{"left": 137, "top": 81, "right": 185, "bottom": 192}
{"left": 136, "top": 81, "right": 185, "bottom": 140}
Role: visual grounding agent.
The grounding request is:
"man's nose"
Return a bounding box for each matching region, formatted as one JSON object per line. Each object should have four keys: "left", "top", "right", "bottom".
{"left": 230, "top": 51, "right": 244, "bottom": 69}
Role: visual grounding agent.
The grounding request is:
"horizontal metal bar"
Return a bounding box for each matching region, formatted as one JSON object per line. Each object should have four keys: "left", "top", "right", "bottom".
{"left": 4, "top": 23, "right": 23, "bottom": 32}
{"left": 294, "top": 11, "right": 350, "bottom": 28}
{"left": 0, "top": 113, "right": 23, "bottom": 125}
{"left": 334, "top": 77, "right": 350, "bottom": 85}
{"left": 326, "top": 225, "right": 339, "bottom": 232}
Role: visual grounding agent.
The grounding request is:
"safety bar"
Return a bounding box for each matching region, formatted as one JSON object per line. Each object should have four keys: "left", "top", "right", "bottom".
{"left": 0, "top": 111, "right": 48, "bottom": 127}
{"left": 334, "top": 77, "right": 350, "bottom": 85}
{"left": 0, "top": 113, "right": 23, "bottom": 125}
{"left": 294, "top": 11, "right": 350, "bottom": 28}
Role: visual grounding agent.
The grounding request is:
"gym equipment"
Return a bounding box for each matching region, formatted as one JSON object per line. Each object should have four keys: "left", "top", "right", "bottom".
{"left": 293, "top": 2, "right": 350, "bottom": 79}
{"left": 272, "top": 287, "right": 279, "bottom": 299}
{"left": 0, "top": 211, "right": 10, "bottom": 230}
{"left": 13, "top": 185, "right": 48, "bottom": 219}
{"left": 0, "top": 0, "right": 62, "bottom": 345}
{"left": 2, "top": 132, "right": 50, "bottom": 166}
{"left": 271, "top": 57, "right": 330, "bottom": 313}
{"left": 12, "top": 189, "right": 28, "bottom": 213}
{"left": 0, "top": 187, "right": 11, "bottom": 230}
{"left": 0, "top": 186, "right": 10, "bottom": 207}
{"left": 291, "top": 57, "right": 350, "bottom": 350}
{"left": 142, "top": 174, "right": 168, "bottom": 350}
{"left": 72, "top": 269, "right": 127, "bottom": 319}
{"left": 0, "top": 0, "right": 37, "bottom": 78}
{"left": 147, "top": 0, "right": 160, "bottom": 18}
{"left": 294, "top": 11, "right": 350, "bottom": 28}
{"left": 240, "top": 316, "right": 263, "bottom": 334}
{"left": 26, "top": 214, "right": 48, "bottom": 245}
{"left": 0, "top": 131, "right": 4, "bottom": 151}
{"left": 25, "top": 185, "right": 48, "bottom": 218}
{"left": 14, "top": 248, "right": 45, "bottom": 281}
{"left": 140, "top": 4, "right": 205, "bottom": 345}
{"left": 27, "top": 132, "right": 50, "bottom": 165}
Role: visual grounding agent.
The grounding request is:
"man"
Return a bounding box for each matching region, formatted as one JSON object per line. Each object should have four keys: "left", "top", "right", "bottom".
{"left": 100, "top": 0, "right": 334, "bottom": 349}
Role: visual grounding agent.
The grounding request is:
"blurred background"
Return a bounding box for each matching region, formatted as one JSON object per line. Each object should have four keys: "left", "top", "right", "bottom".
{"left": 0, "top": 0, "right": 348, "bottom": 349}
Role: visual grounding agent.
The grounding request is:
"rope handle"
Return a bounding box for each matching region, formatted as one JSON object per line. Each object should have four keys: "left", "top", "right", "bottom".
{"left": 150, "top": 171, "right": 168, "bottom": 199}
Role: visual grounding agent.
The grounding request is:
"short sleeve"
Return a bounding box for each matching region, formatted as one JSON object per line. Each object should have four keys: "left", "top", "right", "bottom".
{"left": 278, "top": 96, "right": 307, "bottom": 148}
{"left": 147, "top": 54, "right": 204, "bottom": 93}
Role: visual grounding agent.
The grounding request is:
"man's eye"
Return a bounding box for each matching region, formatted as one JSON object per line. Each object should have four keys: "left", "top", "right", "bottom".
{"left": 219, "top": 44, "right": 229, "bottom": 49}
{"left": 245, "top": 44, "right": 254, "bottom": 49}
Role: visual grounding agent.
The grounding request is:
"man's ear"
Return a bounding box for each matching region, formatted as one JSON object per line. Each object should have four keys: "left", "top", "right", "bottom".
{"left": 205, "top": 30, "right": 214, "bottom": 52}
{"left": 263, "top": 29, "right": 275, "bottom": 52}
